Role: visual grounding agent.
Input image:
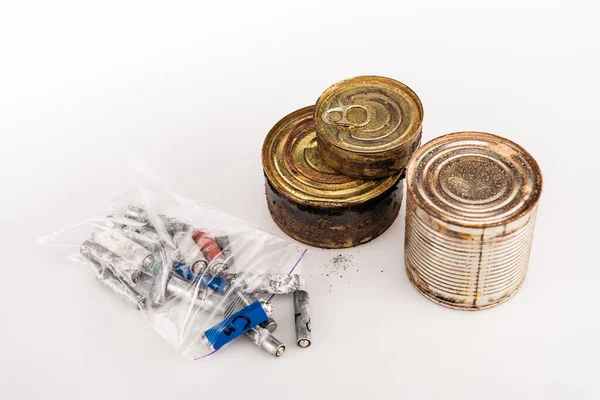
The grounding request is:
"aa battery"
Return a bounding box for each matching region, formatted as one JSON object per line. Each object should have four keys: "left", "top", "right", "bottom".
{"left": 193, "top": 229, "right": 227, "bottom": 274}
{"left": 173, "top": 262, "right": 231, "bottom": 295}
{"left": 118, "top": 228, "right": 160, "bottom": 252}
{"left": 223, "top": 290, "right": 274, "bottom": 331}
{"left": 91, "top": 228, "right": 156, "bottom": 271}
{"left": 173, "top": 231, "right": 208, "bottom": 275}
{"left": 238, "top": 294, "right": 277, "bottom": 332}
{"left": 105, "top": 214, "right": 162, "bottom": 251}
{"left": 192, "top": 229, "right": 223, "bottom": 261}
{"left": 164, "top": 273, "right": 225, "bottom": 314}
{"left": 239, "top": 273, "right": 305, "bottom": 294}
{"left": 293, "top": 290, "right": 311, "bottom": 348}
{"left": 80, "top": 246, "right": 145, "bottom": 309}
{"left": 148, "top": 247, "right": 177, "bottom": 308}
{"left": 244, "top": 326, "right": 285, "bottom": 357}
{"left": 81, "top": 239, "right": 142, "bottom": 286}
{"left": 199, "top": 275, "right": 229, "bottom": 294}
{"left": 173, "top": 262, "right": 195, "bottom": 281}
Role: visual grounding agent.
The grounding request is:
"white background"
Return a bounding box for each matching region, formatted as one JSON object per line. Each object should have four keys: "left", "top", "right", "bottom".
{"left": 1, "top": 1, "right": 599, "bottom": 399}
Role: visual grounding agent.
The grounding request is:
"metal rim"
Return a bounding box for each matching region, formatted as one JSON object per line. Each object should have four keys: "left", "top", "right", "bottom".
{"left": 405, "top": 265, "right": 527, "bottom": 311}
{"left": 262, "top": 106, "right": 400, "bottom": 207}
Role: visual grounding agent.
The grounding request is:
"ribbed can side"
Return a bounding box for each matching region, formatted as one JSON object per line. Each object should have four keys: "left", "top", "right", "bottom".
{"left": 405, "top": 199, "right": 538, "bottom": 310}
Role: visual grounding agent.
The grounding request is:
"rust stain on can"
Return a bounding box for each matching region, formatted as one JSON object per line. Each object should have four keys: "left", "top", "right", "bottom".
{"left": 314, "top": 76, "right": 423, "bottom": 179}
{"left": 404, "top": 132, "right": 543, "bottom": 310}
{"left": 262, "top": 106, "right": 403, "bottom": 249}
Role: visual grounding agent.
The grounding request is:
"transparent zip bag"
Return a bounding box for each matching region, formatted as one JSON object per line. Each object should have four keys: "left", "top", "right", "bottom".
{"left": 40, "top": 171, "right": 309, "bottom": 359}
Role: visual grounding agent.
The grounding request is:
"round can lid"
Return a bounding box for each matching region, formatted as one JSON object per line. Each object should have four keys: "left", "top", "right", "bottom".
{"left": 314, "top": 76, "right": 423, "bottom": 156}
{"left": 262, "top": 106, "right": 400, "bottom": 206}
{"left": 406, "top": 132, "right": 543, "bottom": 228}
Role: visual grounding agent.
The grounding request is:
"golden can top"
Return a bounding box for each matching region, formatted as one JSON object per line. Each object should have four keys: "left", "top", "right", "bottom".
{"left": 262, "top": 106, "right": 400, "bottom": 206}
{"left": 406, "top": 132, "right": 543, "bottom": 228}
{"left": 314, "top": 76, "right": 423, "bottom": 178}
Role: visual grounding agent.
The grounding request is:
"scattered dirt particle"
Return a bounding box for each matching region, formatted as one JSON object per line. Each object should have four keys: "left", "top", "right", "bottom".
{"left": 319, "top": 253, "right": 356, "bottom": 294}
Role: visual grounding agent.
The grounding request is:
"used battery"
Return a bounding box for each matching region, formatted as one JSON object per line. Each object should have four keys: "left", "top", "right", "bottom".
{"left": 173, "top": 231, "right": 208, "bottom": 275}
{"left": 92, "top": 228, "right": 156, "bottom": 271}
{"left": 226, "top": 290, "right": 271, "bottom": 316}
{"left": 148, "top": 247, "right": 177, "bottom": 308}
{"left": 314, "top": 76, "right": 423, "bottom": 179}
{"left": 173, "top": 263, "right": 231, "bottom": 294}
{"left": 259, "top": 317, "right": 278, "bottom": 333}
{"left": 162, "top": 273, "right": 225, "bottom": 314}
{"left": 293, "top": 290, "right": 311, "bottom": 348}
{"left": 244, "top": 326, "right": 285, "bottom": 357}
{"left": 173, "top": 262, "right": 195, "bottom": 281}
{"left": 192, "top": 229, "right": 227, "bottom": 274}
{"left": 118, "top": 228, "right": 160, "bottom": 252}
{"left": 203, "top": 300, "right": 270, "bottom": 351}
{"left": 81, "top": 239, "right": 143, "bottom": 286}
{"left": 262, "top": 106, "right": 403, "bottom": 248}
{"left": 404, "top": 132, "right": 543, "bottom": 310}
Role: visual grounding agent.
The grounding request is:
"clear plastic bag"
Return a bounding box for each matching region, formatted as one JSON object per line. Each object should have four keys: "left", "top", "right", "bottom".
{"left": 40, "top": 171, "right": 308, "bottom": 359}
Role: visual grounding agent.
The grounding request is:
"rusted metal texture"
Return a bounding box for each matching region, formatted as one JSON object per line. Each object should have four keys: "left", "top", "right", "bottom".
{"left": 262, "top": 106, "right": 403, "bottom": 248}
{"left": 314, "top": 76, "right": 423, "bottom": 179}
{"left": 404, "top": 132, "right": 543, "bottom": 310}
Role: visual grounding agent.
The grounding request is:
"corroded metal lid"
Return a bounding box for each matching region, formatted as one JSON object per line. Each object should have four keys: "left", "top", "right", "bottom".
{"left": 406, "top": 132, "right": 543, "bottom": 228}
{"left": 314, "top": 76, "right": 423, "bottom": 179}
{"left": 262, "top": 106, "right": 400, "bottom": 206}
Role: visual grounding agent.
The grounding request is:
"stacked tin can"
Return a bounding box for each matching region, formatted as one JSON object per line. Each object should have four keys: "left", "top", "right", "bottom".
{"left": 262, "top": 76, "right": 424, "bottom": 248}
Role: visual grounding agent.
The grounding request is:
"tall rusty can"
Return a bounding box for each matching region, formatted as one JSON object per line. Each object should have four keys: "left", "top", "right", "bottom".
{"left": 404, "top": 132, "right": 543, "bottom": 310}
{"left": 262, "top": 106, "right": 403, "bottom": 248}
{"left": 314, "top": 76, "right": 423, "bottom": 179}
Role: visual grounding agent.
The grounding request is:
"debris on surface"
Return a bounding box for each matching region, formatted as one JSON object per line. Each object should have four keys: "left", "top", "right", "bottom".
{"left": 316, "top": 253, "right": 356, "bottom": 294}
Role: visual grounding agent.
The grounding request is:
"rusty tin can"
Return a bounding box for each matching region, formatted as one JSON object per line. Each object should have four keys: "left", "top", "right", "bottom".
{"left": 404, "top": 132, "right": 543, "bottom": 310}
{"left": 262, "top": 106, "right": 403, "bottom": 248}
{"left": 314, "top": 76, "right": 423, "bottom": 179}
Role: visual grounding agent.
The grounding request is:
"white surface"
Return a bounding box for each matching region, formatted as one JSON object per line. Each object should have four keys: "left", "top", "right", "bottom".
{"left": 1, "top": 1, "right": 599, "bottom": 398}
